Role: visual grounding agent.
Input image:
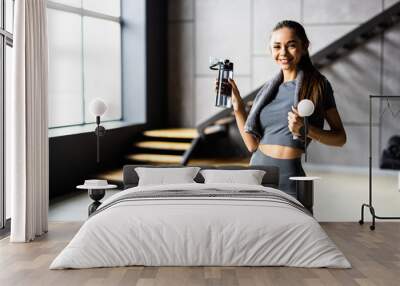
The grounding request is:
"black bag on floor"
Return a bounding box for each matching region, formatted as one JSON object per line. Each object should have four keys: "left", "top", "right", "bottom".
{"left": 380, "top": 135, "right": 400, "bottom": 170}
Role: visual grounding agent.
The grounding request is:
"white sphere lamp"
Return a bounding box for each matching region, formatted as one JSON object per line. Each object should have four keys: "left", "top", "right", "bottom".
{"left": 90, "top": 98, "right": 107, "bottom": 117}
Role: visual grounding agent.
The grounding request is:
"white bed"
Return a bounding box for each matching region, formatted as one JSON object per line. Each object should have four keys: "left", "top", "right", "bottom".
{"left": 50, "top": 182, "right": 351, "bottom": 269}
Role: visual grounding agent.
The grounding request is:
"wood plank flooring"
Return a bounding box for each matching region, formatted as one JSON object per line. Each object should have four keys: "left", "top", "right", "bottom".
{"left": 0, "top": 222, "right": 399, "bottom": 286}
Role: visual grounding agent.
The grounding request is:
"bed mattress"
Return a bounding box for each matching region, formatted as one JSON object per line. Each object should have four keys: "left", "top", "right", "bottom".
{"left": 50, "top": 183, "right": 351, "bottom": 269}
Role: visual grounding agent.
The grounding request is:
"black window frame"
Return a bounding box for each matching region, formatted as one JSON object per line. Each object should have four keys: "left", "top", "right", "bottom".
{"left": 47, "top": 0, "right": 123, "bottom": 129}
{"left": 0, "top": 0, "right": 14, "bottom": 233}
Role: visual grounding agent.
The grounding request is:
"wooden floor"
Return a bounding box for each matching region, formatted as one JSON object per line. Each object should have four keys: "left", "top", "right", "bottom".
{"left": 0, "top": 222, "right": 399, "bottom": 286}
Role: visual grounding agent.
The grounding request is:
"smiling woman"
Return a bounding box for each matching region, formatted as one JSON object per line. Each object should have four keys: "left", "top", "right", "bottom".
{"left": 229, "top": 20, "right": 347, "bottom": 197}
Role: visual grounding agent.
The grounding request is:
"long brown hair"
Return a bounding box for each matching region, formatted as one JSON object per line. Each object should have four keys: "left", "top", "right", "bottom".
{"left": 272, "top": 20, "right": 325, "bottom": 116}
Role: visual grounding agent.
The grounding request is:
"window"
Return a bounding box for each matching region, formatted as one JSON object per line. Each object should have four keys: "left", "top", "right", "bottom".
{"left": 1, "top": 0, "right": 14, "bottom": 229}
{"left": 47, "top": 0, "right": 121, "bottom": 128}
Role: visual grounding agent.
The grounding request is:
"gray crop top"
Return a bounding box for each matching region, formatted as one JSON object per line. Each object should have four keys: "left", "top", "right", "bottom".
{"left": 259, "top": 79, "right": 336, "bottom": 150}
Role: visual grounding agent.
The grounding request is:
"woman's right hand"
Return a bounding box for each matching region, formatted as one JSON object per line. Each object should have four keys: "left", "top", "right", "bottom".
{"left": 228, "top": 78, "right": 244, "bottom": 112}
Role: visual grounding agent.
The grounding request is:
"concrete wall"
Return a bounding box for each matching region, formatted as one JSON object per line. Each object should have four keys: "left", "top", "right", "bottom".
{"left": 122, "top": 0, "right": 168, "bottom": 129}
{"left": 168, "top": 0, "right": 400, "bottom": 167}
{"left": 122, "top": 0, "right": 146, "bottom": 124}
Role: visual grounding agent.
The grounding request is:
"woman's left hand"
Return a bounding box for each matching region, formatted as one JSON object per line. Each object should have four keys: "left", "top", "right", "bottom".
{"left": 288, "top": 106, "right": 304, "bottom": 136}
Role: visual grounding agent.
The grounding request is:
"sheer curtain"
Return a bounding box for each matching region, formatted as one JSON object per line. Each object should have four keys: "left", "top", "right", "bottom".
{"left": 8, "top": 0, "right": 49, "bottom": 242}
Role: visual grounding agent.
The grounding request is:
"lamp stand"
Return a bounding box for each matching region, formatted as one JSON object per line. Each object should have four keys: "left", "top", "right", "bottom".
{"left": 94, "top": 116, "right": 106, "bottom": 163}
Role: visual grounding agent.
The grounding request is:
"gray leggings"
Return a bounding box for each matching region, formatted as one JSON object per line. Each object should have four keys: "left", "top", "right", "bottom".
{"left": 250, "top": 149, "right": 305, "bottom": 198}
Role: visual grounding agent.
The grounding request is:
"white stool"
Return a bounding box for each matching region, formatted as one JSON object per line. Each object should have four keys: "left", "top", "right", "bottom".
{"left": 77, "top": 184, "right": 117, "bottom": 216}
{"left": 289, "top": 177, "right": 320, "bottom": 215}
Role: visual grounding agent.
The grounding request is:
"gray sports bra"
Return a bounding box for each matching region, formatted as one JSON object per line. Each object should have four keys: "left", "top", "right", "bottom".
{"left": 258, "top": 80, "right": 304, "bottom": 150}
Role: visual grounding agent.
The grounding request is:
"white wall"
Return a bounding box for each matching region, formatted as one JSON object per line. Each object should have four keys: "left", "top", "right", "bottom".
{"left": 168, "top": 0, "right": 400, "bottom": 167}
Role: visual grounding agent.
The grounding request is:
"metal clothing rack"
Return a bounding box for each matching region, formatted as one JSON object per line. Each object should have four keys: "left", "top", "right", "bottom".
{"left": 359, "top": 95, "right": 400, "bottom": 230}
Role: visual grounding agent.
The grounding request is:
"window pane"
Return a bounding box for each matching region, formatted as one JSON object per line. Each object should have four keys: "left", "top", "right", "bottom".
{"left": 83, "top": 0, "right": 120, "bottom": 17}
{"left": 83, "top": 17, "right": 121, "bottom": 122}
{"left": 50, "top": 0, "right": 82, "bottom": 8}
{"left": 48, "top": 9, "right": 83, "bottom": 127}
{"left": 5, "top": 44, "right": 11, "bottom": 219}
{"left": 6, "top": 0, "right": 14, "bottom": 33}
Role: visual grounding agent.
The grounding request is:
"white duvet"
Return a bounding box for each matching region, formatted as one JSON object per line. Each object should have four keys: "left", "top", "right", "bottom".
{"left": 50, "top": 183, "right": 351, "bottom": 269}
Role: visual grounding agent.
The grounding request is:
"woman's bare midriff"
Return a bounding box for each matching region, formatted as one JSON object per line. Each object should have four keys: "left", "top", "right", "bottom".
{"left": 258, "top": 144, "right": 303, "bottom": 159}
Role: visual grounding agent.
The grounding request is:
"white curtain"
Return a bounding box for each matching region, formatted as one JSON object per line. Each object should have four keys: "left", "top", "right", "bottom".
{"left": 9, "top": 0, "right": 49, "bottom": 242}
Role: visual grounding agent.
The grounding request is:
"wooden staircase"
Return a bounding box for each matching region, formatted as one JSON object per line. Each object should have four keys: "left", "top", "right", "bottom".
{"left": 95, "top": 129, "right": 200, "bottom": 186}
{"left": 125, "top": 128, "right": 202, "bottom": 165}
{"left": 97, "top": 127, "right": 232, "bottom": 186}
{"left": 124, "top": 128, "right": 198, "bottom": 165}
{"left": 124, "top": 125, "right": 229, "bottom": 166}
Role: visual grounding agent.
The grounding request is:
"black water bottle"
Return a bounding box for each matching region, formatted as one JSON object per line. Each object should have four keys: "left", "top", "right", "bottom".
{"left": 210, "top": 59, "right": 234, "bottom": 108}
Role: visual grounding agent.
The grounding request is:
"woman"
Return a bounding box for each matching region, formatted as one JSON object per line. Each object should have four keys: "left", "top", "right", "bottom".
{"left": 229, "top": 20, "right": 346, "bottom": 197}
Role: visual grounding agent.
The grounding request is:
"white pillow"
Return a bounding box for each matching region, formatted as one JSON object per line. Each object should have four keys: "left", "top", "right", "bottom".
{"left": 135, "top": 167, "right": 200, "bottom": 186}
{"left": 200, "top": 169, "right": 266, "bottom": 185}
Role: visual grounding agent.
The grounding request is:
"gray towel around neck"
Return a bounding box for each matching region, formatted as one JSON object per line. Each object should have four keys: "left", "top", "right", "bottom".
{"left": 244, "top": 70, "right": 304, "bottom": 139}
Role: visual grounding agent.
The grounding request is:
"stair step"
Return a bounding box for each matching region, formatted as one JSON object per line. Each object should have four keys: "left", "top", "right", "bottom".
{"left": 126, "top": 153, "right": 182, "bottom": 164}
{"left": 134, "top": 141, "right": 191, "bottom": 151}
{"left": 214, "top": 116, "right": 235, "bottom": 125}
{"left": 188, "top": 157, "right": 249, "bottom": 166}
{"left": 203, "top": 124, "right": 226, "bottom": 135}
{"left": 143, "top": 128, "right": 198, "bottom": 139}
{"left": 96, "top": 168, "right": 123, "bottom": 185}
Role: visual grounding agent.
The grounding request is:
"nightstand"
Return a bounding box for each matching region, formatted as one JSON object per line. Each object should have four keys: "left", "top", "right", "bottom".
{"left": 289, "top": 176, "right": 320, "bottom": 215}
{"left": 77, "top": 183, "right": 117, "bottom": 216}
